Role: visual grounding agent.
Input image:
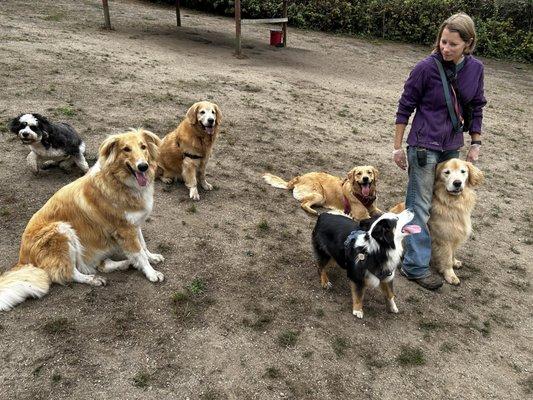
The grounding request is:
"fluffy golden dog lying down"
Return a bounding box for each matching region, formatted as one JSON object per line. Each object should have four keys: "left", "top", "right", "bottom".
{"left": 157, "top": 101, "right": 222, "bottom": 201}
{"left": 0, "top": 128, "right": 164, "bottom": 311}
{"left": 263, "top": 166, "right": 382, "bottom": 220}
{"left": 391, "top": 158, "right": 483, "bottom": 285}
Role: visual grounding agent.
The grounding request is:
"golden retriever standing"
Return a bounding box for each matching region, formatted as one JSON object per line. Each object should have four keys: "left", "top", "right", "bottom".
{"left": 263, "top": 166, "right": 382, "bottom": 220}
{"left": 157, "top": 101, "right": 222, "bottom": 200}
{"left": 0, "top": 128, "right": 164, "bottom": 311}
{"left": 429, "top": 158, "right": 483, "bottom": 285}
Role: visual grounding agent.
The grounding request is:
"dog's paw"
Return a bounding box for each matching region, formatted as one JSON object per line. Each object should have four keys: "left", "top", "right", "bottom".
{"left": 388, "top": 299, "right": 399, "bottom": 313}
{"left": 160, "top": 176, "right": 174, "bottom": 184}
{"left": 147, "top": 252, "right": 165, "bottom": 264}
{"left": 453, "top": 258, "right": 463, "bottom": 268}
{"left": 146, "top": 269, "right": 165, "bottom": 283}
{"left": 90, "top": 275, "right": 107, "bottom": 286}
{"left": 321, "top": 281, "right": 333, "bottom": 290}
{"left": 189, "top": 187, "right": 200, "bottom": 201}
{"left": 352, "top": 309, "right": 364, "bottom": 319}
{"left": 201, "top": 181, "right": 213, "bottom": 191}
{"left": 444, "top": 271, "right": 460, "bottom": 285}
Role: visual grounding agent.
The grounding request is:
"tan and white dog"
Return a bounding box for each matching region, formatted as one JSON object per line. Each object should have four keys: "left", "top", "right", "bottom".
{"left": 157, "top": 101, "right": 222, "bottom": 200}
{"left": 0, "top": 128, "right": 164, "bottom": 311}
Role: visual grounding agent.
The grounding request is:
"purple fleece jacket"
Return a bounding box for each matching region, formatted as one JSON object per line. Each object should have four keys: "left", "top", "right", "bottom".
{"left": 396, "top": 53, "right": 487, "bottom": 151}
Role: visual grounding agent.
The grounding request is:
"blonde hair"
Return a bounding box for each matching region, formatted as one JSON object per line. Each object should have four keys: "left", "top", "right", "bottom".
{"left": 434, "top": 13, "right": 477, "bottom": 55}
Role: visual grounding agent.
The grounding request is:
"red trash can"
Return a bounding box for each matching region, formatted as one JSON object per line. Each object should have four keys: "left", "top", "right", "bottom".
{"left": 270, "top": 29, "right": 283, "bottom": 47}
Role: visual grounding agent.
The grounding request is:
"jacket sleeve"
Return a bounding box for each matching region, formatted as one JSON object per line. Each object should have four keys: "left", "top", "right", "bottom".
{"left": 469, "top": 65, "right": 487, "bottom": 134}
{"left": 395, "top": 61, "right": 427, "bottom": 125}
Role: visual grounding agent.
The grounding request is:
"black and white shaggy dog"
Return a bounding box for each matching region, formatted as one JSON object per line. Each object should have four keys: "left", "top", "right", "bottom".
{"left": 312, "top": 209, "right": 420, "bottom": 319}
{"left": 9, "top": 113, "right": 89, "bottom": 174}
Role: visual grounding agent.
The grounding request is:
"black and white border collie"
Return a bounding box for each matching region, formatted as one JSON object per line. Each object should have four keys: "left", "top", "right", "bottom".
{"left": 9, "top": 113, "right": 89, "bottom": 174}
{"left": 312, "top": 209, "right": 421, "bottom": 319}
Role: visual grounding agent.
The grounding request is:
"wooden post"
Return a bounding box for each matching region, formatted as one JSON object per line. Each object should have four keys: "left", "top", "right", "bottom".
{"left": 235, "top": 0, "right": 242, "bottom": 56}
{"left": 102, "top": 0, "right": 112, "bottom": 30}
{"left": 176, "top": 0, "right": 181, "bottom": 27}
{"left": 282, "top": 0, "right": 287, "bottom": 47}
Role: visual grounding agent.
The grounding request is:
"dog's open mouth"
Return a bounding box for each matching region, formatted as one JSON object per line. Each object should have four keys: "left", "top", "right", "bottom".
{"left": 358, "top": 182, "right": 372, "bottom": 197}
{"left": 21, "top": 139, "right": 34, "bottom": 144}
{"left": 202, "top": 124, "right": 215, "bottom": 135}
{"left": 127, "top": 164, "right": 148, "bottom": 187}
{"left": 402, "top": 225, "right": 421, "bottom": 235}
{"left": 447, "top": 188, "right": 463, "bottom": 195}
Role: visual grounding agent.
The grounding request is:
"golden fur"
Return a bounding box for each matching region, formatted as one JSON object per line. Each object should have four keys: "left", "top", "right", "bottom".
{"left": 263, "top": 166, "right": 382, "bottom": 220}
{"left": 389, "top": 159, "right": 483, "bottom": 285}
{"left": 0, "top": 129, "right": 164, "bottom": 311}
{"left": 157, "top": 101, "right": 222, "bottom": 200}
{"left": 429, "top": 158, "right": 483, "bottom": 285}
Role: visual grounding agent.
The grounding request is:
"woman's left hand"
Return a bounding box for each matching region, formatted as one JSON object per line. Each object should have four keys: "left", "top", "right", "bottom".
{"left": 466, "top": 144, "right": 481, "bottom": 162}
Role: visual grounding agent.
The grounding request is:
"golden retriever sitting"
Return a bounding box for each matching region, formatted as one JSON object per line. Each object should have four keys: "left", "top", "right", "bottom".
{"left": 0, "top": 129, "right": 164, "bottom": 311}
{"left": 429, "top": 158, "right": 483, "bottom": 285}
{"left": 157, "top": 101, "right": 222, "bottom": 200}
{"left": 263, "top": 166, "right": 382, "bottom": 220}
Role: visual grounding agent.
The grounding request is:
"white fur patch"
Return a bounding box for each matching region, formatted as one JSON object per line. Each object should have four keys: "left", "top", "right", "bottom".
{"left": 124, "top": 186, "right": 153, "bottom": 225}
{"left": 30, "top": 142, "right": 67, "bottom": 159}
{"left": 19, "top": 114, "right": 38, "bottom": 126}
{"left": 0, "top": 266, "right": 50, "bottom": 311}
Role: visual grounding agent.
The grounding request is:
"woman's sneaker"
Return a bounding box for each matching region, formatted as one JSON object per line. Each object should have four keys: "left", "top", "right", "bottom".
{"left": 400, "top": 267, "right": 443, "bottom": 291}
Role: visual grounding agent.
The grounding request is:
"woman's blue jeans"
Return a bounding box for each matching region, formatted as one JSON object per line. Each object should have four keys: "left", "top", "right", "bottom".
{"left": 402, "top": 146, "right": 459, "bottom": 279}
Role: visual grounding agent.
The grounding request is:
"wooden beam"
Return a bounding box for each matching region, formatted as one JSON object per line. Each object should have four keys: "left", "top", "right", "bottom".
{"left": 235, "top": 0, "right": 241, "bottom": 56}
{"left": 176, "top": 0, "right": 181, "bottom": 27}
{"left": 102, "top": 0, "right": 112, "bottom": 29}
{"left": 241, "top": 18, "right": 288, "bottom": 25}
{"left": 282, "top": 0, "right": 287, "bottom": 47}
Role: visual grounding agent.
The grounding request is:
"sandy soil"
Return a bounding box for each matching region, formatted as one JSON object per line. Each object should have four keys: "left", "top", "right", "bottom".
{"left": 0, "top": 1, "right": 532, "bottom": 399}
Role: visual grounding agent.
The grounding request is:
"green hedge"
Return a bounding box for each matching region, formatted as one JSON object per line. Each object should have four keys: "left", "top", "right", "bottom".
{"left": 154, "top": 0, "right": 532, "bottom": 62}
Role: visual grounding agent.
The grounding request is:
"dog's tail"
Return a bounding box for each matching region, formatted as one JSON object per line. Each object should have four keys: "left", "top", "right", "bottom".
{"left": 389, "top": 202, "right": 405, "bottom": 214}
{"left": 262, "top": 173, "right": 299, "bottom": 190}
{"left": 0, "top": 264, "right": 51, "bottom": 311}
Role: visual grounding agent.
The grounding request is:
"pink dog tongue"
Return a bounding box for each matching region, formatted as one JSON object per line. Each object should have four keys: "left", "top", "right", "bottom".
{"left": 135, "top": 171, "right": 148, "bottom": 187}
{"left": 402, "top": 225, "right": 422, "bottom": 234}
{"left": 362, "top": 185, "right": 371, "bottom": 197}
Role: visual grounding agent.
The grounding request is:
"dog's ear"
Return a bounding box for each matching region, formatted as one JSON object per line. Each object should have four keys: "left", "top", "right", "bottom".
{"left": 99, "top": 135, "right": 119, "bottom": 166}
{"left": 185, "top": 103, "right": 199, "bottom": 125}
{"left": 7, "top": 117, "right": 19, "bottom": 134}
{"left": 371, "top": 220, "right": 395, "bottom": 249}
{"left": 141, "top": 129, "right": 162, "bottom": 161}
{"left": 467, "top": 162, "right": 484, "bottom": 187}
{"left": 33, "top": 114, "right": 51, "bottom": 132}
{"left": 214, "top": 103, "right": 222, "bottom": 125}
{"left": 347, "top": 167, "right": 357, "bottom": 182}
{"left": 371, "top": 166, "right": 379, "bottom": 182}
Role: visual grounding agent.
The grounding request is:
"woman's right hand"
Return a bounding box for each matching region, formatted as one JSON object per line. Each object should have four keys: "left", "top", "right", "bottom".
{"left": 393, "top": 148, "right": 407, "bottom": 170}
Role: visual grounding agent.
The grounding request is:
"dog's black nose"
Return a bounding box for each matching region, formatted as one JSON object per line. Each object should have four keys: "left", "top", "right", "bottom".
{"left": 207, "top": 118, "right": 214, "bottom": 125}
{"left": 137, "top": 162, "right": 149, "bottom": 172}
{"left": 362, "top": 176, "right": 369, "bottom": 183}
{"left": 453, "top": 180, "right": 462, "bottom": 188}
{"left": 22, "top": 132, "right": 29, "bottom": 138}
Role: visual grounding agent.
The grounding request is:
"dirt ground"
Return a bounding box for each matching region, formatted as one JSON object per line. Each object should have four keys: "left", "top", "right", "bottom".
{"left": 0, "top": 1, "right": 532, "bottom": 399}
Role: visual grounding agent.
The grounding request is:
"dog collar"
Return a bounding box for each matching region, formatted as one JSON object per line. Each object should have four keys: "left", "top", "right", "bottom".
{"left": 183, "top": 152, "right": 203, "bottom": 160}
{"left": 353, "top": 192, "right": 376, "bottom": 208}
{"left": 343, "top": 195, "right": 351, "bottom": 215}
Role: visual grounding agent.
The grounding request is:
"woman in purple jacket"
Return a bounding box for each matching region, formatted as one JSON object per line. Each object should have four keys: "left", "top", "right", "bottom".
{"left": 393, "top": 13, "right": 486, "bottom": 290}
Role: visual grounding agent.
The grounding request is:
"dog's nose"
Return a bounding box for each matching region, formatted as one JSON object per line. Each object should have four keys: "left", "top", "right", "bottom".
{"left": 362, "top": 176, "right": 369, "bottom": 183}
{"left": 207, "top": 118, "right": 214, "bottom": 125}
{"left": 137, "top": 162, "right": 149, "bottom": 172}
{"left": 22, "top": 132, "right": 29, "bottom": 138}
{"left": 453, "top": 180, "right": 462, "bottom": 188}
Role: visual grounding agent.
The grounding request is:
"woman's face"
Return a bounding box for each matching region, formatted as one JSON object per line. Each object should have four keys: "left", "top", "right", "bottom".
{"left": 439, "top": 27, "right": 469, "bottom": 63}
